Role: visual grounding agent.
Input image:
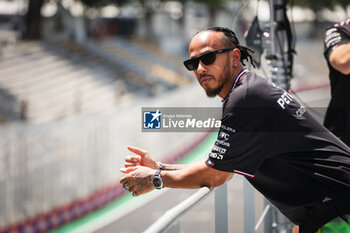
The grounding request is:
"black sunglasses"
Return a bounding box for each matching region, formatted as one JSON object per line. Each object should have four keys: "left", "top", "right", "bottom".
{"left": 183, "top": 48, "right": 234, "bottom": 71}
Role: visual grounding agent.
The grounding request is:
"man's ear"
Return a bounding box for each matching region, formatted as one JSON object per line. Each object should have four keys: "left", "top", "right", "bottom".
{"left": 232, "top": 48, "right": 241, "bottom": 67}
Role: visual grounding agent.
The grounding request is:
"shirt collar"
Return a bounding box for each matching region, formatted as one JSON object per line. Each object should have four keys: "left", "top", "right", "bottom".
{"left": 221, "top": 68, "right": 249, "bottom": 103}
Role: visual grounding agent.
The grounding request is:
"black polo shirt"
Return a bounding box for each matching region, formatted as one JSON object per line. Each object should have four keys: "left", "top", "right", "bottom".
{"left": 323, "top": 20, "right": 350, "bottom": 146}
{"left": 206, "top": 71, "right": 350, "bottom": 233}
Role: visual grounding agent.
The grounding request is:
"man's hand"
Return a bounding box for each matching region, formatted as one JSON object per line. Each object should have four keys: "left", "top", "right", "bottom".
{"left": 329, "top": 43, "right": 350, "bottom": 74}
{"left": 124, "top": 146, "right": 157, "bottom": 169}
{"left": 120, "top": 166, "right": 155, "bottom": 196}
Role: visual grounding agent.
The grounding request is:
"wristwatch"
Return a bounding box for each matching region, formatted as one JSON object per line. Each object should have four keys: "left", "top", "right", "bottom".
{"left": 152, "top": 164, "right": 164, "bottom": 190}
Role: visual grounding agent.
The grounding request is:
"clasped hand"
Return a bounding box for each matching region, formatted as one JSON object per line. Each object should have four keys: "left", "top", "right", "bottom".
{"left": 119, "top": 146, "right": 158, "bottom": 196}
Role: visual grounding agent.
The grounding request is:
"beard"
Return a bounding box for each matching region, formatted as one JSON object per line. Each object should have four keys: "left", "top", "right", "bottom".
{"left": 204, "top": 83, "right": 224, "bottom": 97}
{"left": 203, "top": 57, "right": 231, "bottom": 98}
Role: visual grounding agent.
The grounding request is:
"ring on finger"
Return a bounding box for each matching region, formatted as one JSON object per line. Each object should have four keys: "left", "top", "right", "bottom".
{"left": 124, "top": 183, "right": 129, "bottom": 191}
{"left": 132, "top": 192, "right": 136, "bottom": 197}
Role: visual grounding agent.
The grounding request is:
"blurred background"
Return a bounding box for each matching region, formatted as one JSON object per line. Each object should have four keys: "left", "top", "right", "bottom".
{"left": 0, "top": 0, "right": 349, "bottom": 232}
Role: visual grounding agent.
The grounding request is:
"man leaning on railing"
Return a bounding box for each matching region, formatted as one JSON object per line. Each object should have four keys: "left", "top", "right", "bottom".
{"left": 120, "top": 27, "right": 350, "bottom": 233}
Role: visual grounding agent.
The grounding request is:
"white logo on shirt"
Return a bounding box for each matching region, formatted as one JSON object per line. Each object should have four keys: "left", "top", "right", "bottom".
{"left": 212, "top": 145, "right": 227, "bottom": 154}
{"left": 325, "top": 28, "right": 341, "bottom": 48}
{"left": 219, "top": 131, "right": 230, "bottom": 140}
{"left": 209, "top": 153, "right": 224, "bottom": 160}
{"left": 215, "top": 139, "right": 230, "bottom": 147}
{"left": 221, "top": 125, "right": 236, "bottom": 133}
{"left": 293, "top": 106, "right": 306, "bottom": 120}
{"left": 277, "top": 91, "right": 294, "bottom": 110}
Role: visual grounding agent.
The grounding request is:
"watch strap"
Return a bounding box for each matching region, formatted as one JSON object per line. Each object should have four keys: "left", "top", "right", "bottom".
{"left": 157, "top": 162, "right": 164, "bottom": 170}
{"left": 155, "top": 167, "right": 162, "bottom": 176}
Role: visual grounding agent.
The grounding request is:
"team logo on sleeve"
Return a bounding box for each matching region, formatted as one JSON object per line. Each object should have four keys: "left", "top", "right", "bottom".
{"left": 207, "top": 160, "right": 215, "bottom": 166}
{"left": 143, "top": 110, "right": 161, "bottom": 129}
{"left": 325, "top": 28, "right": 341, "bottom": 48}
{"left": 277, "top": 91, "right": 294, "bottom": 110}
{"left": 293, "top": 106, "right": 306, "bottom": 120}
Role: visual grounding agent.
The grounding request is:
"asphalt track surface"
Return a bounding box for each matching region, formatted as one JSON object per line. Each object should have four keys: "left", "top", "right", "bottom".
{"left": 52, "top": 39, "right": 331, "bottom": 233}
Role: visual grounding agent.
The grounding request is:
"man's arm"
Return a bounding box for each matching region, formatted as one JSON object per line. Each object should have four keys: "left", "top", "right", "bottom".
{"left": 162, "top": 160, "right": 233, "bottom": 189}
{"left": 329, "top": 42, "right": 350, "bottom": 75}
{"left": 124, "top": 146, "right": 199, "bottom": 171}
{"left": 120, "top": 160, "right": 233, "bottom": 196}
{"left": 157, "top": 160, "right": 204, "bottom": 171}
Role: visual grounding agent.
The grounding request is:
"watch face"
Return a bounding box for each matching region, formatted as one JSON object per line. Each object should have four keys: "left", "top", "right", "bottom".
{"left": 152, "top": 177, "right": 162, "bottom": 189}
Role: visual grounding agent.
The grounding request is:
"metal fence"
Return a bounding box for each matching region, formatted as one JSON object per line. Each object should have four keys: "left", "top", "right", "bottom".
{"left": 143, "top": 181, "right": 294, "bottom": 233}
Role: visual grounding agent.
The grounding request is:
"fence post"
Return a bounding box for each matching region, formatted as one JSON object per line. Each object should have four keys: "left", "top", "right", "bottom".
{"left": 215, "top": 183, "right": 228, "bottom": 233}
{"left": 264, "top": 199, "right": 273, "bottom": 233}
{"left": 273, "top": 206, "right": 294, "bottom": 233}
{"left": 244, "top": 179, "right": 255, "bottom": 233}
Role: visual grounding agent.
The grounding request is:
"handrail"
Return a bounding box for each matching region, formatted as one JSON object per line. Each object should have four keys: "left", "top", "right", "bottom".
{"left": 255, "top": 204, "right": 271, "bottom": 231}
{"left": 143, "top": 187, "right": 213, "bottom": 233}
{"left": 142, "top": 181, "right": 293, "bottom": 233}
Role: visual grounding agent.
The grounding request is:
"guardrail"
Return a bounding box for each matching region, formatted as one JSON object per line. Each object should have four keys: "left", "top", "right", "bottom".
{"left": 143, "top": 180, "right": 294, "bottom": 233}
{"left": 143, "top": 187, "right": 213, "bottom": 233}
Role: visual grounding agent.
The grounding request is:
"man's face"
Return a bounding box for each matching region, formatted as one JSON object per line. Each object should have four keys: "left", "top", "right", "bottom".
{"left": 188, "top": 31, "right": 233, "bottom": 98}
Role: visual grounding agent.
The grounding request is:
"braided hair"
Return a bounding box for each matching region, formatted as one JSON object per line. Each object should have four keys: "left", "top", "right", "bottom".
{"left": 205, "top": 27, "right": 256, "bottom": 68}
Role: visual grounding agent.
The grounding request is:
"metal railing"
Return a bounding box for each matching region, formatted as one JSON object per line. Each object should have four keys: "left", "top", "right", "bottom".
{"left": 143, "top": 180, "right": 294, "bottom": 233}
{"left": 143, "top": 187, "right": 213, "bottom": 233}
